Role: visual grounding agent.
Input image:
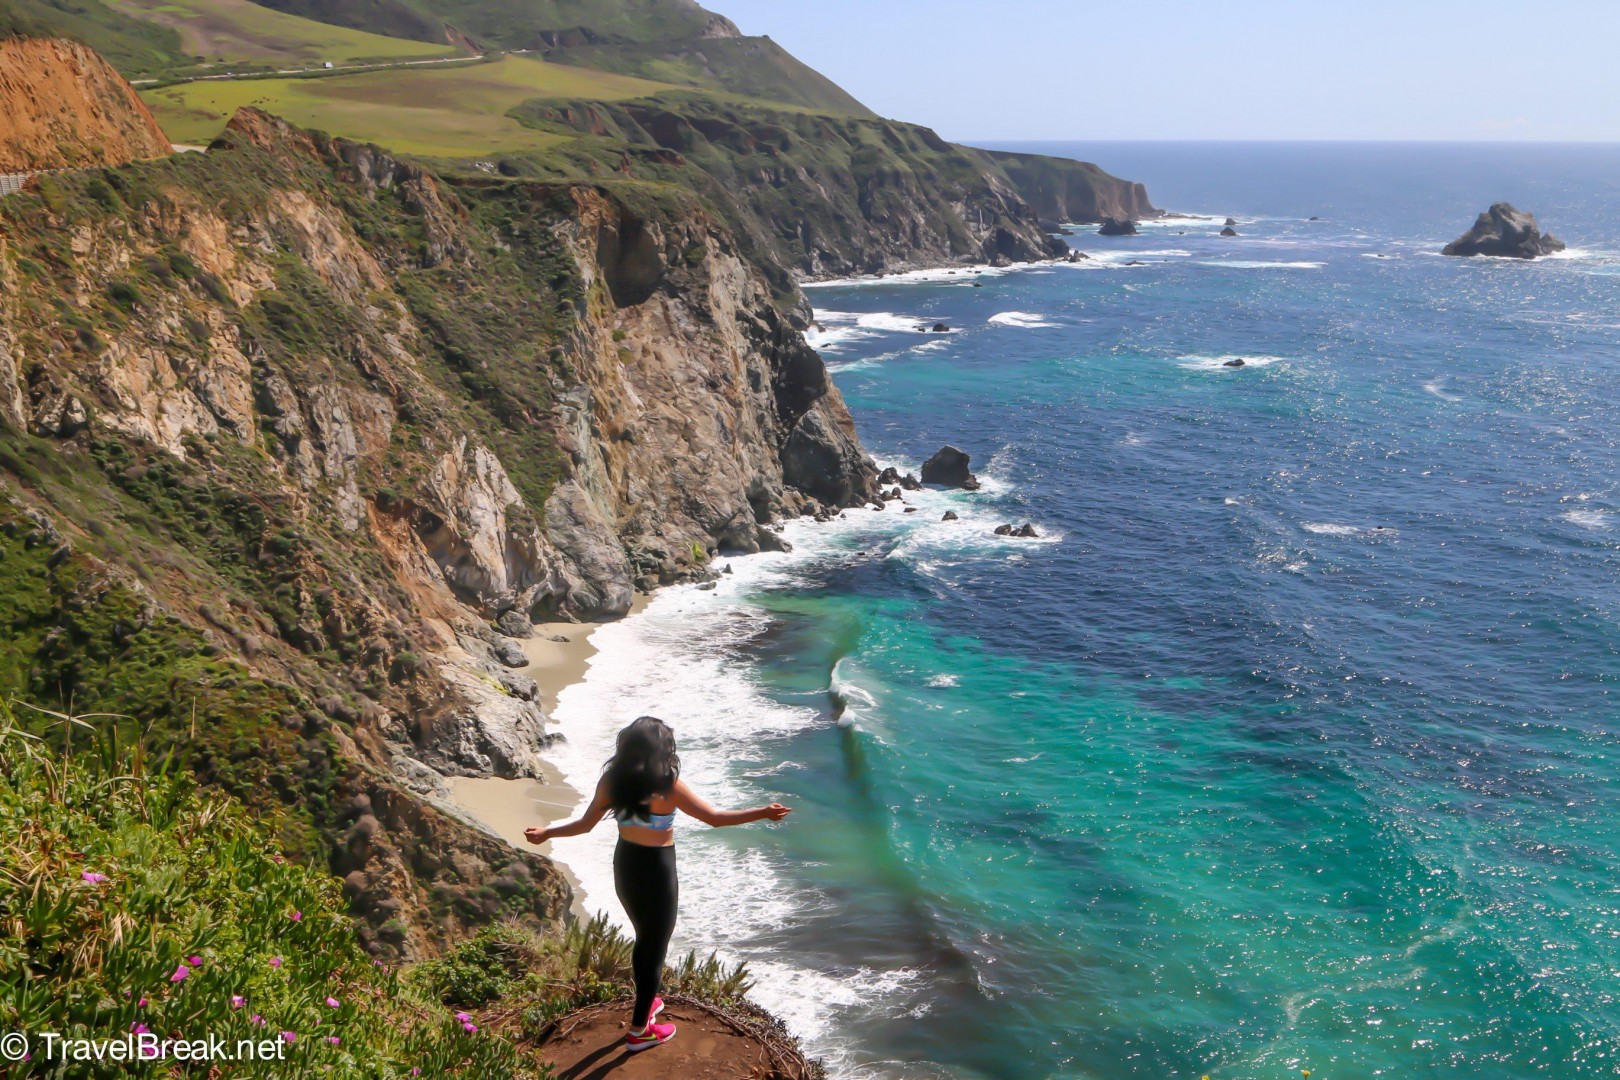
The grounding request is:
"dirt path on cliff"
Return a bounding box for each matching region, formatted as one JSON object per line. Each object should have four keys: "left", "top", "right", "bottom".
{"left": 532, "top": 997, "right": 820, "bottom": 1080}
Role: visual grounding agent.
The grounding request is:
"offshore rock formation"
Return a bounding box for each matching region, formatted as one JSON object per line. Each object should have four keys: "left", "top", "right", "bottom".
{"left": 0, "top": 37, "right": 172, "bottom": 171}
{"left": 1442, "top": 202, "right": 1565, "bottom": 259}
{"left": 0, "top": 106, "right": 876, "bottom": 955}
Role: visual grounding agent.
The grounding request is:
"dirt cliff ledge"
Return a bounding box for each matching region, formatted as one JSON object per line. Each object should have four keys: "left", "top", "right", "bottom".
{"left": 0, "top": 36, "right": 172, "bottom": 172}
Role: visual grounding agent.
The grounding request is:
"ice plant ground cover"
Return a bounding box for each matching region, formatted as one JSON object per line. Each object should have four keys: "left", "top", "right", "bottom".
{"left": 0, "top": 702, "right": 766, "bottom": 1077}
{"left": 0, "top": 703, "right": 549, "bottom": 1079}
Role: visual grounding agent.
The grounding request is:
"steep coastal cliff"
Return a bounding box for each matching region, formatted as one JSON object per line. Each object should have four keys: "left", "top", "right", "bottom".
{"left": 0, "top": 35, "right": 172, "bottom": 171}
{"left": 0, "top": 103, "right": 876, "bottom": 955}
{"left": 986, "top": 148, "right": 1160, "bottom": 224}
{"left": 510, "top": 96, "right": 1078, "bottom": 281}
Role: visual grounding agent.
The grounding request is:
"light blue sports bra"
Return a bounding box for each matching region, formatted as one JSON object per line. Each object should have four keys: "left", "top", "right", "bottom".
{"left": 614, "top": 803, "right": 675, "bottom": 831}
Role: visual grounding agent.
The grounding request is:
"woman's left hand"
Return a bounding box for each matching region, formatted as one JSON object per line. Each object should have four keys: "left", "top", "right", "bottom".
{"left": 523, "top": 826, "right": 549, "bottom": 845}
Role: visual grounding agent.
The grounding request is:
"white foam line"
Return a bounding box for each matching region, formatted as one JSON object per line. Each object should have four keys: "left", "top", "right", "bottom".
{"left": 538, "top": 468, "right": 1052, "bottom": 1072}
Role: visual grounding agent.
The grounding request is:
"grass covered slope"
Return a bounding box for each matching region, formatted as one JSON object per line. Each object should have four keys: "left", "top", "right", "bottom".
{"left": 251, "top": 0, "right": 872, "bottom": 115}
{"left": 0, "top": 718, "right": 544, "bottom": 1078}
{"left": 143, "top": 54, "right": 676, "bottom": 155}
{"left": 0, "top": 0, "right": 186, "bottom": 79}
{"left": 103, "top": 0, "right": 461, "bottom": 70}
{"left": 0, "top": 724, "right": 820, "bottom": 1076}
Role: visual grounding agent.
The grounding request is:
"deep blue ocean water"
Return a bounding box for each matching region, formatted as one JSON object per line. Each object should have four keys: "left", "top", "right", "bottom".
{"left": 547, "top": 143, "right": 1620, "bottom": 1080}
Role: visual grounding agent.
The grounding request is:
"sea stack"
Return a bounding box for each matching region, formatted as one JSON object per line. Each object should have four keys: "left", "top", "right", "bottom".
{"left": 1220, "top": 226, "right": 1239, "bottom": 237}
{"left": 1442, "top": 202, "right": 1565, "bottom": 259}
{"left": 921, "top": 445, "right": 981, "bottom": 490}
{"left": 1097, "top": 218, "right": 1138, "bottom": 236}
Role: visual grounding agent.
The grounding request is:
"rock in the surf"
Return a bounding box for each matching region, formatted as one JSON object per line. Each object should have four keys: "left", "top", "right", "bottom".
{"left": 899, "top": 472, "right": 922, "bottom": 491}
{"left": 1442, "top": 202, "right": 1565, "bottom": 259}
{"left": 1220, "top": 226, "right": 1239, "bottom": 237}
{"left": 1223, "top": 358, "right": 1246, "bottom": 367}
{"left": 1097, "top": 217, "right": 1138, "bottom": 236}
{"left": 878, "top": 466, "right": 901, "bottom": 485}
{"left": 1224, "top": 217, "right": 1238, "bottom": 227}
{"left": 921, "top": 445, "right": 980, "bottom": 489}
{"left": 942, "top": 511, "right": 959, "bottom": 521}
{"left": 932, "top": 322, "right": 949, "bottom": 333}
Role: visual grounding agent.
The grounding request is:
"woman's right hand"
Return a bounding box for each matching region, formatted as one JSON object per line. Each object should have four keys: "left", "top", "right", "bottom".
{"left": 761, "top": 803, "right": 792, "bottom": 821}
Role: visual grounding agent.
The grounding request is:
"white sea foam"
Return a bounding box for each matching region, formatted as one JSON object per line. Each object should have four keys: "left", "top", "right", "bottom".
{"left": 987, "top": 311, "right": 1058, "bottom": 328}
{"left": 1563, "top": 509, "right": 1614, "bottom": 530}
{"left": 1300, "top": 522, "right": 1394, "bottom": 537}
{"left": 1195, "top": 259, "right": 1326, "bottom": 270}
{"left": 802, "top": 262, "right": 1023, "bottom": 288}
{"left": 1177, "top": 353, "right": 1288, "bottom": 372}
{"left": 925, "top": 673, "right": 959, "bottom": 688}
{"left": 539, "top": 471, "right": 1043, "bottom": 1073}
{"left": 1423, "top": 380, "right": 1461, "bottom": 402}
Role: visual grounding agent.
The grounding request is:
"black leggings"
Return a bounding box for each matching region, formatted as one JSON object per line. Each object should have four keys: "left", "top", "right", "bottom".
{"left": 613, "top": 838, "right": 678, "bottom": 1028}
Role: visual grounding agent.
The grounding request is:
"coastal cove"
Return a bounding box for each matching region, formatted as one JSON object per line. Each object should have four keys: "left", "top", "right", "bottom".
{"left": 464, "top": 142, "right": 1620, "bottom": 1080}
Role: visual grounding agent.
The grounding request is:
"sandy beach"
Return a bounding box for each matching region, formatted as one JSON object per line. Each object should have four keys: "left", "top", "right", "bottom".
{"left": 446, "top": 596, "right": 650, "bottom": 858}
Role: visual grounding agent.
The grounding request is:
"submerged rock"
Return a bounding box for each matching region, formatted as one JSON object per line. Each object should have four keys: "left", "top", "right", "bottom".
{"left": 994, "top": 523, "right": 1041, "bottom": 538}
{"left": 1442, "top": 202, "right": 1565, "bottom": 259}
{"left": 1097, "top": 217, "right": 1138, "bottom": 236}
{"left": 921, "top": 445, "right": 980, "bottom": 489}
{"left": 1223, "top": 358, "right": 1246, "bottom": 368}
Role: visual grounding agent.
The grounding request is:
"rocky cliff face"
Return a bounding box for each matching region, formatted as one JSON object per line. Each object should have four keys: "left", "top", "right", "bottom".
{"left": 985, "top": 149, "right": 1161, "bottom": 224}
{"left": 0, "top": 36, "right": 172, "bottom": 172}
{"left": 0, "top": 106, "right": 876, "bottom": 955}
{"left": 510, "top": 97, "right": 1079, "bottom": 281}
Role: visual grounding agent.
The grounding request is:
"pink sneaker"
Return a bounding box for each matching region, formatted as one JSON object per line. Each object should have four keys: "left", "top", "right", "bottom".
{"left": 625, "top": 1021, "right": 676, "bottom": 1053}
{"left": 648, "top": 996, "right": 665, "bottom": 1022}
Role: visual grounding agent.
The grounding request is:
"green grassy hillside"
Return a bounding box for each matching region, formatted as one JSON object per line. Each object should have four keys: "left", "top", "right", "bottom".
{"left": 104, "top": 0, "right": 460, "bottom": 69}
{"left": 143, "top": 54, "right": 674, "bottom": 155}
{"left": 1, "top": 0, "right": 186, "bottom": 77}
{"left": 252, "top": 0, "right": 874, "bottom": 115}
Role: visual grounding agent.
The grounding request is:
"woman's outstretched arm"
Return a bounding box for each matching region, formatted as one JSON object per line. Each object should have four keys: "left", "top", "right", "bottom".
{"left": 525, "top": 778, "right": 611, "bottom": 845}
{"left": 670, "top": 777, "right": 791, "bottom": 827}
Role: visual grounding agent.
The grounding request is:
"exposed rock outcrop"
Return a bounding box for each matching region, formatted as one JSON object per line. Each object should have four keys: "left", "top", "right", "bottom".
{"left": 1442, "top": 202, "right": 1565, "bottom": 259}
{"left": 921, "top": 445, "right": 980, "bottom": 490}
{"left": 1098, "top": 218, "right": 1139, "bottom": 236}
{"left": 0, "top": 37, "right": 172, "bottom": 172}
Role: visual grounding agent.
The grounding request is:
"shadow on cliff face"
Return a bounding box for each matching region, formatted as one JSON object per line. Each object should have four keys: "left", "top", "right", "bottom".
{"left": 594, "top": 207, "right": 665, "bottom": 308}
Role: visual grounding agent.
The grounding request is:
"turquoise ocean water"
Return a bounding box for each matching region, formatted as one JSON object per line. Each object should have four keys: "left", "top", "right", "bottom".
{"left": 545, "top": 143, "right": 1620, "bottom": 1079}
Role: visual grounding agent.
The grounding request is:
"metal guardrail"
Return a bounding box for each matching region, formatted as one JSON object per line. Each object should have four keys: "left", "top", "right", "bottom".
{"left": 0, "top": 173, "right": 31, "bottom": 197}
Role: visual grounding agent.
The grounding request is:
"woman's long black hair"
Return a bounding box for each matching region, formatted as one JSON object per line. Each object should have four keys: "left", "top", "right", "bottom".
{"left": 602, "top": 716, "right": 680, "bottom": 813}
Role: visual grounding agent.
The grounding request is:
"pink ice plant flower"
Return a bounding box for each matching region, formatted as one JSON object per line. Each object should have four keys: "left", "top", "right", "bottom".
{"left": 327, "top": 1036, "right": 340, "bottom": 1045}
{"left": 81, "top": 871, "right": 108, "bottom": 883}
{"left": 187, "top": 955, "right": 203, "bottom": 967}
{"left": 269, "top": 956, "right": 282, "bottom": 969}
{"left": 231, "top": 996, "right": 245, "bottom": 1009}
{"left": 325, "top": 997, "right": 340, "bottom": 1008}
{"left": 454, "top": 1013, "right": 471, "bottom": 1022}
{"left": 137, "top": 998, "right": 148, "bottom": 1008}
{"left": 288, "top": 911, "right": 302, "bottom": 922}
{"left": 250, "top": 1015, "right": 265, "bottom": 1027}
{"left": 281, "top": 1031, "right": 296, "bottom": 1043}
{"left": 462, "top": 1022, "right": 477, "bottom": 1034}
{"left": 130, "top": 1023, "right": 149, "bottom": 1035}
{"left": 170, "top": 964, "right": 189, "bottom": 983}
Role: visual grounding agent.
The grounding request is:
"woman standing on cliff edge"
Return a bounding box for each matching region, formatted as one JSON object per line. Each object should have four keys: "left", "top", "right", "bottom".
{"left": 526, "top": 715, "right": 792, "bottom": 1053}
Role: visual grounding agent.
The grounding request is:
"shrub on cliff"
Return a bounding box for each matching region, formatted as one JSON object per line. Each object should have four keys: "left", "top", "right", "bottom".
{"left": 0, "top": 707, "right": 551, "bottom": 1078}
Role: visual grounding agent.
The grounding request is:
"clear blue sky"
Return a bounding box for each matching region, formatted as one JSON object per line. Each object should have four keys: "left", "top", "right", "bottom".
{"left": 719, "top": 0, "right": 1620, "bottom": 141}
